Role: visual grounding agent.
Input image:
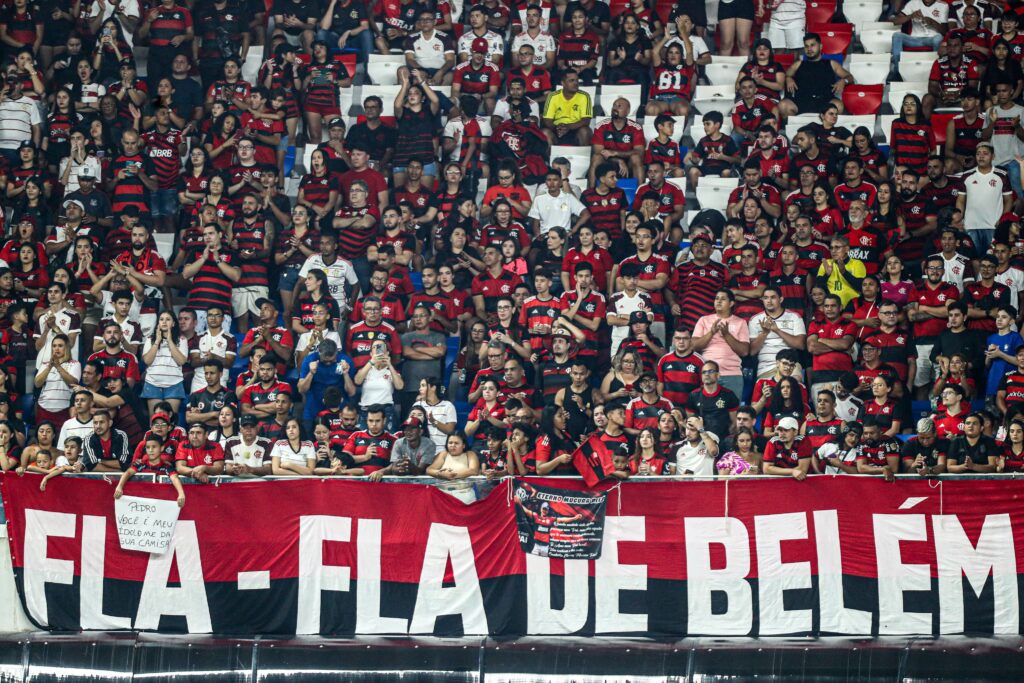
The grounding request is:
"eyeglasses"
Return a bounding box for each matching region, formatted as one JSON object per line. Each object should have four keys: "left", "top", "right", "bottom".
{"left": 701, "top": 370, "right": 719, "bottom": 375}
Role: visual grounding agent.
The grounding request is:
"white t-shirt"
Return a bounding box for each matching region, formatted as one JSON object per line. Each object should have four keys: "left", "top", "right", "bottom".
{"left": 142, "top": 337, "right": 188, "bottom": 388}
{"left": 528, "top": 189, "right": 586, "bottom": 235}
{"left": 190, "top": 329, "right": 235, "bottom": 392}
{"left": 359, "top": 364, "right": 397, "bottom": 407}
{"left": 663, "top": 35, "right": 710, "bottom": 61}
{"left": 57, "top": 417, "right": 94, "bottom": 447}
{"left": 673, "top": 433, "right": 719, "bottom": 476}
{"left": 457, "top": 30, "right": 503, "bottom": 63}
{"left": 901, "top": 0, "right": 949, "bottom": 38}
{"left": 607, "top": 289, "right": 653, "bottom": 356}
{"left": 271, "top": 439, "right": 316, "bottom": 466}
{"left": 83, "top": 0, "right": 140, "bottom": 47}
{"left": 295, "top": 330, "right": 343, "bottom": 357}
{"left": 996, "top": 266, "right": 1024, "bottom": 309}
{"left": 405, "top": 30, "right": 455, "bottom": 70}
{"left": 413, "top": 399, "right": 458, "bottom": 450}
{"left": 37, "top": 360, "right": 81, "bottom": 411}
{"left": 961, "top": 167, "right": 1012, "bottom": 232}
{"left": 989, "top": 105, "right": 1024, "bottom": 166}
{"left": 225, "top": 435, "right": 272, "bottom": 469}
{"left": 35, "top": 307, "right": 82, "bottom": 366}
{"left": 511, "top": 30, "right": 557, "bottom": 63}
{"left": 299, "top": 254, "right": 359, "bottom": 314}
{"left": 748, "top": 311, "right": 807, "bottom": 376}
{"left": 493, "top": 96, "right": 540, "bottom": 123}
{"left": 817, "top": 442, "right": 859, "bottom": 475}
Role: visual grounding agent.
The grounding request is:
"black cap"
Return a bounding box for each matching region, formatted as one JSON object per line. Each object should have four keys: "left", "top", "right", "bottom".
{"left": 327, "top": 117, "right": 345, "bottom": 129}
{"left": 18, "top": 140, "right": 33, "bottom": 150}
{"left": 255, "top": 297, "right": 277, "bottom": 310}
{"left": 629, "top": 310, "right": 649, "bottom": 325}
{"left": 240, "top": 414, "right": 259, "bottom": 427}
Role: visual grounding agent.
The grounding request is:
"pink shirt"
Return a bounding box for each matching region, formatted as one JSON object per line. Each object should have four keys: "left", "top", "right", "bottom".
{"left": 693, "top": 313, "right": 750, "bottom": 377}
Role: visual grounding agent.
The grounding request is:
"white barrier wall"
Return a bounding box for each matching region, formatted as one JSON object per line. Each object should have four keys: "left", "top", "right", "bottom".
{"left": 0, "top": 527, "right": 32, "bottom": 632}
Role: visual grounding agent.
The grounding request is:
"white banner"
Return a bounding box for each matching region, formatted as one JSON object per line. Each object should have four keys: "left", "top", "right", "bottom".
{"left": 114, "top": 496, "right": 181, "bottom": 554}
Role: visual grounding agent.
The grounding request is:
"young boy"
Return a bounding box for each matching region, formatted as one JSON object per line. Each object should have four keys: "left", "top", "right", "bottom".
{"left": 18, "top": 450, "right": 54, "bottom": 477}
{"left": 114, "top": 435, "right": 186, "bottom": 507}
{"left": 685, "top": 110, "right": 741, "bottom": 190}
{"left": 39, "top": 436, "right": 85, "bottom": 490}
{"left": 645, "top": 113, "right": 683, "bottom": 178}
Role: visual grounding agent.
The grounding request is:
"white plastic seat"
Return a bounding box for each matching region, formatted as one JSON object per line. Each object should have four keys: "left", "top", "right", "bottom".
{"left": 695, "top": 184, "right": 731, "bottom": 212}
{"left": 372, "top": 85, "right": 402, "bottom": 116}
{"left": 847, "top": 53, "right": 891, "bottom": 84}
{"left": 844, "top": 1, "right": 884, "bottom": 29}
{"left": 878, "top": 114, "right": 899, "bottom": 144}
{"left": 886, "top": 81, "right": 928, "bottom": 112}
{"left": 241, "top": 51, "right": 263, "bottom": 85}
{"left": 897, "top": 55, "right": 937, "bottom": 83}
{"left": 692, "top": 85, "right": 736, "bottom": 117}
{"left": 705, "top": 62, "right": 741, "bottom": 87}
{"left": 688, "top": 117, "right": 733, "bottom": 145}
{"left": 666, "top": 176, "right": 687, "bottom": 195}
{"left": 859, "top": 28, "right": 898, "bottom": 54}
{"left": 711, "top": 55, "right": 747, "bottom": 67}
{"left": 701, "top": 176, "right": 739, "bottom": 190}
{"left": 837, "top": 114, "right": 877, "bottom": 136}
{"left": 599, "top": 84, "right": 644, "bottom": 118}
{"left": 549, "top": 145, "right": 591, "bottom": 180}
{"left": 367, "top": 61, "right": 400, "bottom": 86}
{"left": 153, "top": 233, "right": 174, "bottom": 262}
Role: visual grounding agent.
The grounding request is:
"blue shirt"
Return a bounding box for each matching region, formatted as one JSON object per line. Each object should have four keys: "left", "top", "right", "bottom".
{"left": 300, "top": 351, "right": 355, "bottom": 420}
{"left": 987, "top": 331, "right": 1023, "bottom": 395}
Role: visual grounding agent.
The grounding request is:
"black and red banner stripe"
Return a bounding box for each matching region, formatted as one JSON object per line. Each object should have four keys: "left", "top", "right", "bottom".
{"left": 3, "top": 474, "right": 1024, "bottom": 637}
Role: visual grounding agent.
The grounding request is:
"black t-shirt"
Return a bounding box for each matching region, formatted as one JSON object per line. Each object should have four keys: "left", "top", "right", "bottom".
{"left": 564, "top": 0, "right": 610, "bottom": 30}
{"left": 946, "top": 435, "right": 1000, "bottom": 465}
{"left": 272, "top": 0, "right": 319, "bottom": 33}
{"left": 346, "top": 121, "right": 398, "bottom": 162}
{"left": 686, "top": 387, "right": 740, "bottom": 441}
{"left": 901, "top": 436, "right": 950, "bottom": 468}
{"left": 325, "top": 0, "right": 367, "bottom": 33}
{"left": 189, "top": 386, "right": 237, "bottom": 414}
{"left": 171, "top": 75, "right": 204, "bottom": 119}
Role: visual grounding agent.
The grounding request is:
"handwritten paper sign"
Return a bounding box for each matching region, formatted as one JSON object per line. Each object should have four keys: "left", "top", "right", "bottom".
{"left": 115, "top": 496, "right": 181, "bottom": 554}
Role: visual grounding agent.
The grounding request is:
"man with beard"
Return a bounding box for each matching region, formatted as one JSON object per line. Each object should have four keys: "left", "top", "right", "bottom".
{"left": 855, "top": 417, "right": 901, "bottom": 478}
{"left": 183, "top": 223, "right": 241, "bottom": 333}
{"left": 801, "top": 389, "right": 845, "bottom": 451}
{"left": 538, "top": 328, "right": 580, "bottom": 400}
{"left": 668, "top": 233, "right": 727, "bottom": 333}
{"left": 894, "top": 168, "right": 939, "bottom": 266}
{"left": 965, "top": 255, "right": 1011, "bottom": 333}
{"left": 589, "top": 97, "right": 645, "bottom": 183}
{"left": 727, "top": 157, "right": 782, "bottom": 219}
{"left": 958, "top": 142, "right": 1013, "bottom": 256}
{"left": 919, "top": 156, "right": 960, "bottom": 216}
{"left": 900, "top": 417, "right": 948, "bottom": 474}
{"left": 946, "top": 412, "right": 999, "bottom": 473}
{"left": 175, "top": 423, "right": 225, "bottom": 483}
{"left": 87, "top": 322, "right": 141, "bottom": 388}
{"left": 671, "top": 415, "right": 719, "bottom": 476}
{"left": 231, "top": 193, "right": 274, "bottom": 333}
{"left": 788, "top": 126, "right": 833, "bottom": 189}
{"left": 350, "top": 266, "right": 406, "bottom": 329}
{"left": 923, "top": 33, "right": 979, "bottom": 118}
{"left": 632, "top": 160, "right": 685, "bottom": 233}
{"left": 489, "top": 99, "right": 550, "bottom": 184}
{"left": 342, "top": 406, "right": 397, "bottom": 474}
{"left": 240, "top": 298, "right": 295, "bottom": 373}
{"left": 240, "top": 354, "right": 291, "bottom": 421}
{"left": 908, "top": 255, "right": 960, "bottom": 397}
{"left": 778, "top": 33, "right": 852, "bottom": 118}
{"left": 81, "top": 410, "right": 132, "bottom": 472}
{"left": 113, "top": 223, "right": 166, "bottom": 334}
{"left": 842, "top": 200, "right": 888, "bottom": 276}
{"left": 745, "top": 127, "right": 790, "bottom": 191}
{"left": 657, "top": 328, "right": 704, "bottom": 406}
{"left": 833, "top": 157, "right": 878, "bottom": 215}
{"left": 186, "top": 359, "right": 236, "bottom": 428}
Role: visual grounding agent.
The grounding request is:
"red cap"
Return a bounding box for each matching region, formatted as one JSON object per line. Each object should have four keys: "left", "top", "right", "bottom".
{"left": 471, "top": 37, "right": 489, "bottom": 54}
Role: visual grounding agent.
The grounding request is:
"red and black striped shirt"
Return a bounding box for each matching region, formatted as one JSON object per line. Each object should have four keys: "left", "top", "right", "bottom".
{"left": 186, "top": 248, "right": 237, "bottom": 312}
{"left": 333, "top": 204, "right": 380, "bottom": 260}
{"left": 657, "top": 351, "right": 703, "bottom": 406}
{"left": 889, "top": 120, "right": 934, "bottom": 175}
{"left": 142, "top": 127, "right": 184, "bottom": 190}
{"left": 110, "top": 154, "right": 150, "bottom": 213}
{"left": 148, "top": 5, "right": 193, "bottom": 47}
{"left": 581, "top": 187, "right": 627, "bottom": 238}
{"left": 232, "top": 217, "right": 271, "bottom": 288}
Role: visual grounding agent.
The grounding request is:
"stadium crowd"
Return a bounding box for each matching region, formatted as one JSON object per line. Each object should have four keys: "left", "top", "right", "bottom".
{"left": 0, "top": 0, "right": 1021, "bottom": 495}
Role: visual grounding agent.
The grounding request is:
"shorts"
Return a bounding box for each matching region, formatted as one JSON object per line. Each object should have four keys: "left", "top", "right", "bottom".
{"left": 279, "top": 31, "right": 303, "bottom": 47}
{"left": 392, "top": 161, "right": 438, "bottom": 177}
{"left": 277, "top": 263, "right": 303, "bottom": 292}
{"left": 303, "top": 98, "right": 341, "bottom": 117}
{"left": 151, "top": 189, "right": 179, "bottom": 218}
{"left": 83, "top": 304, "right": 103, "bottom": 327}
{"left": 192, "top": 308, "right": 233, "bottom": 335}
{"left": 232, "top": 286, "right": 271, "bottom": 317}
{"left": 767, "top": 22, "right": 806, "bottom": 49}
{"left": 140, "top": 381, "right": 188, "bottom": 400}
{"left": 718, "top": 0, "right": 755, "bottom": 20}
{"left": 653, "top": 93, "right": 688, "bottom": 104}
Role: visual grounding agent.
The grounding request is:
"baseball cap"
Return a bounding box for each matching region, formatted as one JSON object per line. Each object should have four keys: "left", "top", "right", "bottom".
{"left": 240, "top": 414, "right": 259, "bottom": 427}
{"left": 690, "top": 233, "right": 714, "bottom": 246}
{"left": 78, "top": 170, "right": 95, "bottom": 180}
{"left": 150, "top": 411, "right": 171, "bottom": 424}
{"left": 63, "top": 199, "right": 85, "bottom": 211}
{"left": 327, "top": 117, "right": 345, "bottom": 129}
{"left": 18, "top": 140, "right": 33, "bottom": 150}
{"left": 552, "top": 328, "right": 572, "bottom": 339}
{"left": 471, "top": 37, "right": 489, "bottom": 53}
{"left": 777, "top": 417, "right": 800, "bottom": 431}
{"left": 402, "top": 416, "right": 423, "bottom": 429}
{"left": 629, "top": 310, "right": 649, "bottom": 325}
{"left": 254, "top": 297, "right": 277, "bottom": 310}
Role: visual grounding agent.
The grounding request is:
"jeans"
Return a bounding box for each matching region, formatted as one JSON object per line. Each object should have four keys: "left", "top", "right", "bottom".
{"left": 890, "top": 33, "right": 942, "bottom": 65}
{"left": 316, "top": 28, "right": 374, "bottom": 62}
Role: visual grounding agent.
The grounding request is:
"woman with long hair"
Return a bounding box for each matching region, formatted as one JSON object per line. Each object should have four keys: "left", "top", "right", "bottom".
{"left": 50, "top": 266, "right": 87, "bottom": 321}
{"left": 140, "top": 310, "right": 189, "bottom": 415}
{"left": 630, "top": 427, "right": 671, "bottom": 475}
{"left": 718, "top": 427, "right": 761, "bottom": 475}
{"left": 178, "top": 146, "right": 212, "bottom": 217}
{"left": 655, "top": 411, "right": 681, "bottom": 458}
{"left": 0, "top": 421, "right": 21, "bottom": 472}
{"left": 815, "top": 421, "right": 863, "bottom": 474}
{"left": 811, "top": 182, "right": 844, "bottom": 238}
{"left": 426, "top": 431, "right": 480, "bottom": 481}
{"left": 737, "top": 38, "right": 785, "bottom": 100}
{"left": 11, "top": 177, "right": 52, "bottom": 237}
{"left": 91, "top": 17, "right": 134, "bottom": 83}
{"left": 866, "top": 375, "right": 901, "bottom": 437}
{"left": 209, "top": 404, "right": 240, "bottom": 447}
{"left": 437, "top": 225, "right": 484, "bottom": 290}
{"left": 298, "top": 148, "right": 339, "bottom": 230}
{"left": 535, "top": 406, "right": 579, "bottom": 475}
{"left": 260, "top": 44, "right": 303, "bottom": 171}
{"left": 645, "top": 39, "right": 692, "bottom": 118}
{"left": 465, "top": 379, "right": 506, "bottom": 438}
{"left": 762, "top": 375, "right": 807, "bottom": 435}
{"left": 301, "top": 39, "right": 352, "bottom": 147}
{"left": 271, "top": 417, "right": 316, "bottom": 475}
{"left": 849, "top": 126, "right": 888, "bottom": 183}
{"left": 530, "top": 227, "right": 568, "bottom": 291}
{"left": 890, "top": 94, "right": 933, "bottom": 176}
{"left": 276, "top": 206, "right": 320, "bottom": 321}
{"left": 70, "top": 57, "right": 105, "bottom": 114}
{"left": 13, "top": 243, "right": 49, "bottom": 304}
{"left": 846, "top": 275, "right": 882, "bottom": 339}
{"left": 982, "top": 39, "right": 1023, "bottom": 108}
{"left": 42, "top": 89, "right": 83, "bottom": 174}
{"left": 204, "top": 112, "right": 242, "bottom": 171}
{"left": 603, "top": 12, "right": 653, "bottom": 85}
{"left": 393, "top": 70, "right": 440, "bottom": 189}
{"left": 20, "top": 421, "right": 58, "bottom": 469}
{"left": 998, "top": 420, "right": 1024, "bottom": 472}
{"left": 6, "top": 143, "right": 51, "bottom": 201}
{"left": 871, "top": 181, "right": 900, "bottom": 244}
{"left": 291, "top": 269, "right": 340, "bottom": 334}
{"left": 451, "top": 321, "right": 487, "bottom": 402}
{"left": 561, "top": 224, "right": 613, "bottom": 292}
{"left": 601, "top": 348, "right": 643, "bottom": 401}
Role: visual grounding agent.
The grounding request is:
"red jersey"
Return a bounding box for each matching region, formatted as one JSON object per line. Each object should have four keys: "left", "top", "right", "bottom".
{"left": 175, "top": 440, "right": 225, "bottom": 468}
